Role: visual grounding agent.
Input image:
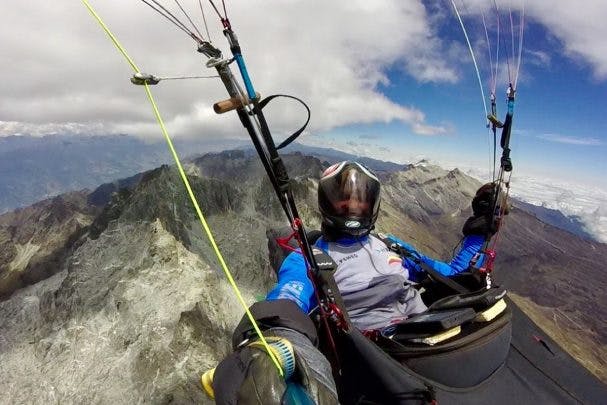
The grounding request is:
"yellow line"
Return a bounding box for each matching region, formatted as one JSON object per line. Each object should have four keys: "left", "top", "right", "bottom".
{"left": 82, "top": 1, "right": 139, "bottom": 72}
{"left": 81, "top": 0, "right": 284, "bottom": 378}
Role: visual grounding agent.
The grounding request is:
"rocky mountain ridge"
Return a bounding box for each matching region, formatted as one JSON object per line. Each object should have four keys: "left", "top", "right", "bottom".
{"left": 1, "top": 134, "right": 599, "bottom": 243}
{"left": 1, "top": 151, "right": 605, "bottom": 402}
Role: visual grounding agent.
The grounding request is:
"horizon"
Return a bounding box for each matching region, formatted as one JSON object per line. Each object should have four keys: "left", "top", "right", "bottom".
{"left": 1, "top": 133, "right": 606, "bottom": 242}
{"left": 3, "top": 131, "right": 607, "bottom": 198}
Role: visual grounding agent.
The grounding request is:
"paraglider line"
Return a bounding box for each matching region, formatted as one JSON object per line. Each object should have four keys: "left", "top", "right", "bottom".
{"left": 82, "top": 0, "right": 139, "bottom": 72}
{"left": 160, "top": 74, "right": 220, "bottom": 81}
{"left": 514, "top": 2, "right": 525, "bottom": 89}
{"left": 207, "top": 0, "right": 224, "bottom": 20}
{"left": 481, "top": 11, "right": 496, "bottom": 95}
{"left": 198, "top": 0, "right": 212, "bottom": 43}
{"left": 174, "top": 0, "right": 205, "bottom": 41}
{"left": 450, "top": 0, "right": 489, "bottom": 124}
{"left": 140, "top": 0, "right": 202, "bottom": 43}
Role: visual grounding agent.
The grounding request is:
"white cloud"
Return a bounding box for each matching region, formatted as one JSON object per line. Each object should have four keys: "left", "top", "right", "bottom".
{"left": 537, "top": 133, "right": 603, "bottom": 146}
{"left": 461, "top": 0, "right": 607, "bottom": 80}
{"left": 525, "top": 49, "right": 551, "bottom": 67}
{"left": 526, "top": 1, "right": 607, "bottom": 79}
{"left": 0, "top": 121, "right": 112, "bottom": 137}
{"left": 412, "top": 122, "right": 449, "bottom": 136}
{"left": 3, "top": 0, "right": 606, "bottom": 144}
{"left": 509, "top": 175, "right": 607, "bottom": 243}
{"left": 0, "top": 0, "right": 458, "bottom": 140}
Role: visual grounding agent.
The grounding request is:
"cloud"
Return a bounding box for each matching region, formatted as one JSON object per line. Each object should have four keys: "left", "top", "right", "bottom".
{"left": 460, "top": 0, "right": 607, "bottom": 80}
{"left": 0, "top": 121, "right": 112, "bottom": 137}
{"left": 537, "top": 133, "right": 603, "bottom": 146}
{"left": 0, "top": 1, "right": 459, "bottom": 140}
{"left": 509, "top": 174, "right": 607, "bottom": 242}
{"left": 525, "top": 49, "right": 551, "bottom": 67}
{"left": 411, "top": 122, "right": 449, "bottom": 136}
{"left": 525, "top": 1, "right": 607, "bottom": 79}
{"left": 4, "top": 0, "right": 605, "bottom": 144}
{"left": 357, "top": 133, "right": 381, "bottom": 140}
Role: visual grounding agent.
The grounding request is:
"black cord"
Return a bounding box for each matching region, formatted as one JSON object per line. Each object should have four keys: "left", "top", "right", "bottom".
{"left": 139, "top": 0, "right": 202, "bottom": 42}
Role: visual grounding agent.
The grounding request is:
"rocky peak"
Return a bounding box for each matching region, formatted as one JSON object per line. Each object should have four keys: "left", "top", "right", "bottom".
{"left": 190, "top": 150, "right": 325, "bottom": 184}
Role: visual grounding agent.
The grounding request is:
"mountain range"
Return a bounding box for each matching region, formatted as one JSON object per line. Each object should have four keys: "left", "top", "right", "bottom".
{"left": 0, "top": 150, "right": 605, "bottom": 402}
{"left": 0, "top": 135, "right": 247, "bottom": 213}
{"left": 0, "top": 134, "right": 600, "bottom": 243}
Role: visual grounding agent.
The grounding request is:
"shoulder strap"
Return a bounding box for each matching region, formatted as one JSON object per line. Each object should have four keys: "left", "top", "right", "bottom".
{"left": 374, "top": 233, "right": 470, "bottom": 294}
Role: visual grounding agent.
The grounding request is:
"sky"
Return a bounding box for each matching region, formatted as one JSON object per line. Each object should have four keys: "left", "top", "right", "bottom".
{"left": 1, "top": 0, "right": 606, "bottom": 193}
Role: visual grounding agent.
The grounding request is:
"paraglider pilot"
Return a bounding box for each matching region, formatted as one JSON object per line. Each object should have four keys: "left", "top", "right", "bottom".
{"left": 205, "top": 161, "right": 501, "bottom": 404}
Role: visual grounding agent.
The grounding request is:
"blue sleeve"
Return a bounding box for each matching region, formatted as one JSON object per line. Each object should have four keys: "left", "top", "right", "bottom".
{"left": 265, "top": 251, "right": 317, "bottom": 313}
{"left": 388, "top": 234, "right": 485, "bottom": 281}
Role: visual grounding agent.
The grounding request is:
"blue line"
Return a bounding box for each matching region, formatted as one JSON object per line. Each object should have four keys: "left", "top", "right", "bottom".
{"left": 507, "top": 99, "right": 514, "bottom": 115}
{"left": 234, "top": 54, "right": 256, "bottom": 100}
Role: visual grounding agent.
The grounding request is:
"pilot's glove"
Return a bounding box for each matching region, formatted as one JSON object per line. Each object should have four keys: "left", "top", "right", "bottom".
{"left": 462, "top": 183, "right": 507, "bottom": 237}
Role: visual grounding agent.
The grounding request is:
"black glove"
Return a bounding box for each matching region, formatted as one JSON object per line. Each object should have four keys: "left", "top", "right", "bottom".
{"left": 206, "top": 336, "right": 337, "bottom": 405}
{"left": 203, "top": 300, "right": 338, "bottom": 404}
{"left": 462, "top": 214, "right": 499, "bottom": 236}
{"left": 471, "top": 183, "right": 497, "bottom": 217}
{"left": 463, "top": 183, "right": 502, "bottom": 237}
{"left": 209, "top": 337, "right": 295, "bottom": 404}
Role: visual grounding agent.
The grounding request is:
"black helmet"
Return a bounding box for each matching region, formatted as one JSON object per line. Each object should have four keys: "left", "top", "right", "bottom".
{"left": 318, "top": 161, "right": 381, "bottom": 237}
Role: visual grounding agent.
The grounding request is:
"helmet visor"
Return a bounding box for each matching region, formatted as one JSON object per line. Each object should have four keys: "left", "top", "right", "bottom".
{"left": 319, "top": 162, "right": 380, "bottom": 219}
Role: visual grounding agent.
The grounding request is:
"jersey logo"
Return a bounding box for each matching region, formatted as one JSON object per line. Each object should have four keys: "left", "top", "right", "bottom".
{"left": 388, "top": 255, "right": 402, "bottom": 266}
{"left": 277, "top": 281, "right": 305, "bottom": 301}
{"left": 337, "top": 253, "right": 358, "bottom": 265}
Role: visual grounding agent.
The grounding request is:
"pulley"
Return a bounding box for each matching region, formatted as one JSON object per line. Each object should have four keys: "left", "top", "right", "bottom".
{"left": 130, "top": 73, "right": 160, "bottom": 85}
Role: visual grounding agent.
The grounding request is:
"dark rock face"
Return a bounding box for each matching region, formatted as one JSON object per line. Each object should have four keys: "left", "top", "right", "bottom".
{"left": 0, "top": 192, "right": 99, "bottom": 299}
{"left": 1, "top": 150, "right": 606, "bottom": 401}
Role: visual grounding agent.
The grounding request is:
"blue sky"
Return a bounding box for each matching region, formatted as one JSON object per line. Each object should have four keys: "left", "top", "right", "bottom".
{"left": 308, "top": 5, "right": 607, "bottom": 189}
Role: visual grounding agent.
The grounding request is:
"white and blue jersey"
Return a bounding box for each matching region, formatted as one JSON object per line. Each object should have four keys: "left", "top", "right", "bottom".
{"left": 266, "top": 233, "right": 485, "bottom": 331}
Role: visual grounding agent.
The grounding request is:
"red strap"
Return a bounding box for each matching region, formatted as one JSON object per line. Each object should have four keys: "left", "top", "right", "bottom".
{"left": 481, "top": 249, "right": 496, "bottom": 273}
{"left": 276, "top": 233, "right": 299, "bottom": 252}
{"left": 328, "top": 302, "right": 348, "bottom": 330}
{"left": 275, "top": 218, "right": 305, "bottom": 253}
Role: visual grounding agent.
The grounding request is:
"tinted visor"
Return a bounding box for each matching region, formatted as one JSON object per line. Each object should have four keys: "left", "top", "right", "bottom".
{"left": 319, "top": 162, "right": 380, "bottom": 219}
